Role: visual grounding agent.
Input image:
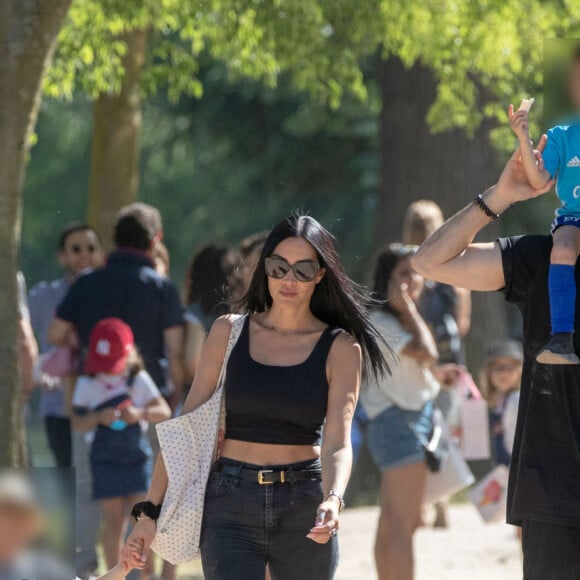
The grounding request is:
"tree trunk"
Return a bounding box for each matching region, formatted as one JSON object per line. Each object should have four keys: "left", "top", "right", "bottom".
{"left": 0, "top": 0, "right": 72, "bottom": 466}
{"left": 376, "top": 57, "right": 509, "bottom": 372}
{"left": 87, "top": 28, "right": 148, "bottom": 247}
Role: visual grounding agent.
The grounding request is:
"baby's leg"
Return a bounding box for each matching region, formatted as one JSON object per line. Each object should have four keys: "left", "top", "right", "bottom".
{"left": 537, "top": 224, "right": 580, "bottom": 364}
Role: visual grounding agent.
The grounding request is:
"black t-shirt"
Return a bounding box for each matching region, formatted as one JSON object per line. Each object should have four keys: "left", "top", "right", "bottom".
{"left": 500, "top": 234, "right": 580, "bottom": 527}
{"left": 56, "top": 250, "right": 183, "bottom": 388}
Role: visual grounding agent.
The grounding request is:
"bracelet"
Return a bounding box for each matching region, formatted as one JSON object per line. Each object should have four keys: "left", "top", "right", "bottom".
{"left": 473, "top": 193, "right": 501, "bottom": 221}
{"left": 325, "top": 490, "right": 346, "bottom": 513}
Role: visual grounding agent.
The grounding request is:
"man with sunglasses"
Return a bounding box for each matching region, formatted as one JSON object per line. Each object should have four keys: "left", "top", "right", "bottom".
{"left": 29, "top": 223, "right": 104, "bottom": 468}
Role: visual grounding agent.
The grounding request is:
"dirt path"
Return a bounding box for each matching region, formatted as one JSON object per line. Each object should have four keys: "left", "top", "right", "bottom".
{"left": 336, "top": 504, "right": 521, "bottom": 579}
{"left": 176, "top": 504, "right": 521, "bottom": 579}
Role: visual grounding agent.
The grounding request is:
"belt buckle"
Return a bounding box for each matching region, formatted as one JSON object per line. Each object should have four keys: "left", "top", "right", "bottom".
{"left": 257, "top": 469, "right": 286, "bottom": 484}
{"left": 258, "top": 469, "right": 273, "bottom": 485}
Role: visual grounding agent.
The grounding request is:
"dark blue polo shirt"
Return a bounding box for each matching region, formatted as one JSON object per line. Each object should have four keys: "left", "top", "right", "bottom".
{"left": 56, "top": 249, "right": 183, "bottom": 387}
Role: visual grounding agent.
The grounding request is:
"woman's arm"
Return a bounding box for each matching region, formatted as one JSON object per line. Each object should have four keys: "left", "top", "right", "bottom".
{"left": 454, "top": 287, "right": 471, "bottom": 337}
{"left": 395, "top": 284, "right": 438, "bottom": 365}
{"left": 182, "top": 319, "right": 206, "bottom": 384}
{"left": 121, "top": 315, "right": 233, "bottom": 569}
{"left": 308, "top": 333, "right": 361, "bottom": 544}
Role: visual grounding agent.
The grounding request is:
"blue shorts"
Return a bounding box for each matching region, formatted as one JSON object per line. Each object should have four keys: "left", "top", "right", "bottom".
{"left": 551, "top": 215, "right": 580, "bottom": 234}
{"left": 366, "top": 402, "right": 433, "bottom": 472}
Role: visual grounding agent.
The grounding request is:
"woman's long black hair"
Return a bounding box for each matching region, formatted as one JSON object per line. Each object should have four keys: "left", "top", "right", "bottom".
{"left": 372, "top": 243, "right": 418, "bottom": 318}
{"left": 237, "top": 214, "right": 393, "bottom": 379}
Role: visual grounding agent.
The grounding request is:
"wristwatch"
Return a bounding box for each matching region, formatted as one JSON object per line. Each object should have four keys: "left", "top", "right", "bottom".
{"left": 131, "top": 501, "right": 162, "bottom": 522}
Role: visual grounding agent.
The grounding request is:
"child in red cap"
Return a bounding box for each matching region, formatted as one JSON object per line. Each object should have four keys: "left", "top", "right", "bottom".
{"left": 71, "top": 318, "right": 171, "bottom": 575}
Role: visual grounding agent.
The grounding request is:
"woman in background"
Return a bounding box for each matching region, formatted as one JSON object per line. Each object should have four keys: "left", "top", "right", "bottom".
{"left": 402, "top": 200, "right": 470, "bottom": 527}
{"left": 361, "top": 244, "right": 440, "bottom": 580}
{"left": 182, "top": 244, "right": 243, "bottom": 387}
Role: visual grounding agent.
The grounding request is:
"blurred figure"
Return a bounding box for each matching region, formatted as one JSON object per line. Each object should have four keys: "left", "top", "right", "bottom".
{"left": 18, "top": 272, "right": 38, "bottom": 468}
{"left": 403, "top": 200, "right": 470, "bottom": 527}
{"left": 29, "top": 223, "right": 104, "bottom": 467}
{"left": 239, "top": 231, "right": 269, "bottom": 292}
{"left": 481, "top": 339, "right": 523, "bottom": 468}
{"left": 18, "top": 272, "right": 38, "bottom": 404}
{"left": 72, "top": 319, "right": 170, "bottom": 578}
{"left": 361, "top": 244, "right": 439, "bottom": 580}
{"left": 182, "top": 244, "right": 242, "bottom": 385}
{"left": 152, "top": 242, "right": 170, "bottom": 277}
{"left": 0, "top": 470, "right": 74, "bottom": 580}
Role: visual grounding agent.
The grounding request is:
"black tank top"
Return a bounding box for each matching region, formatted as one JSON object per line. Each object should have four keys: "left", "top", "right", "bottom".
{"left": 224, "top": 316, "right": 342, "bottom": 446}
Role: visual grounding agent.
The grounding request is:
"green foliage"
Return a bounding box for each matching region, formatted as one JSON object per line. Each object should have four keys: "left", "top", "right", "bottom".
{"left": 23, "top": 61, "right": 380, "bottom": 287}
{"left": 46, "top": 0, "right": 580, "bottom": 136}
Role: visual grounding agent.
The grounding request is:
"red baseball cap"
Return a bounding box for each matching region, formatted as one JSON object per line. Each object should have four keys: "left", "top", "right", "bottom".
{"left": 84, "top": 318, "right": 134, "bottom": 375}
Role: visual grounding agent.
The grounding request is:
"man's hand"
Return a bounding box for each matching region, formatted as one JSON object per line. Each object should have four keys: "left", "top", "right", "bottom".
{"left": 490, "top": 134, "right": 555, "bottom": 211}
{"left": 508, "top": 104, "right": 530, "bottom": 142}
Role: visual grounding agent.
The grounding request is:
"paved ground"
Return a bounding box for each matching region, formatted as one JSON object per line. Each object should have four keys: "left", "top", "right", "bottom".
{"left": 176, "top": 504, "right": 522, "bottom": 579}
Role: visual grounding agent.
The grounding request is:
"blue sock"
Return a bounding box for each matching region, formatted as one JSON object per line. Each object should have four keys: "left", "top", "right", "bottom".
{"left": 549, "top": 264, "right": 577, "bottom": 334}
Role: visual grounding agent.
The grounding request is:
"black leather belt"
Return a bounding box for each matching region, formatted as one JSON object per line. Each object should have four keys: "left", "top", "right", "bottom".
{"left": 216, "top": 462, "right": 322, "bottom": 485}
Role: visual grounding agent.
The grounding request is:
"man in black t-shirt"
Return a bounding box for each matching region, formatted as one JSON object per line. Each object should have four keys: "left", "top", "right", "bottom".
{"left": 49, "top": 203, "right": 185, "bottom": 405}
{"left": 412, "top": 137, "right": 580, "bottom": 578}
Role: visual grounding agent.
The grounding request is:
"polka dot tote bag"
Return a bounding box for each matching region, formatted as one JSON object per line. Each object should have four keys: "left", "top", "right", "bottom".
{"left": 150, "top": 314, "right": 246, "bottom": 564}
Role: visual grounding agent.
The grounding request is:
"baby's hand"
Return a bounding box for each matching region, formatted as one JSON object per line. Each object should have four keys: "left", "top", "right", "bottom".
{"left": 508, "top": 104, "right": 530, "bottom": 141}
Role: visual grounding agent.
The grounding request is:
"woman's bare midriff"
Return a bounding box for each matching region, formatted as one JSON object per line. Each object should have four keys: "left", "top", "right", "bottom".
{"left": 221, "top": 439, "right": 320, "bottom": 466}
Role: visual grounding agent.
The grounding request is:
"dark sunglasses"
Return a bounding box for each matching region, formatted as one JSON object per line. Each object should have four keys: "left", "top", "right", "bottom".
{"left": 70, "top": 244, "right": 98, "bottom": 254}
{"left": 265, "top": 256, "right": 321, "bottom": 282}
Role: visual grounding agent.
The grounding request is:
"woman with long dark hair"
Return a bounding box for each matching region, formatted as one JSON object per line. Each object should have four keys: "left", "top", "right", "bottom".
{"left": 361, "top": 243, "right": 440, "bottom": 580}
{"left": 121, "top": 214, "right": 390, "bottom": 579}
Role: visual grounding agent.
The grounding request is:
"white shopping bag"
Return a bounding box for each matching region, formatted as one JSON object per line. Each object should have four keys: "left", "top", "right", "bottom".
{"left": 424, "top": 409, "right": 475, "bottom": 503}
{"left": 456, "top": 372, "right": 491, "bottom": 461}
{"left": 468, "top": 464, "right": 509, "bottom": 523}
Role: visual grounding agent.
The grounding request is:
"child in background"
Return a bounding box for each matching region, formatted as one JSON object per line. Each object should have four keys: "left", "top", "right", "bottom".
{"left": 509, "top": 47, "right": 580, "bottom": 365}
{"left": 481, "top": 339, "right": 523, "bottom": 466}
{"left": 72, "top": 318, "right": 171, "bottom": 577}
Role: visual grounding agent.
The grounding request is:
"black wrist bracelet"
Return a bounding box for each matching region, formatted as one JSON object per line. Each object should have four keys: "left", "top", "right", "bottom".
{"left": 131, "top": 501, "right": 162, "bottom": 522}
{"left": 473, "top": 193, "right": 501, "bottom": 221}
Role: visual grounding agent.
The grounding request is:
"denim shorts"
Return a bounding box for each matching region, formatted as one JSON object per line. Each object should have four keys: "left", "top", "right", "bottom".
{"left": 200, "top": 457, "right": 338, "bottom": 580}
{"left": 366, "top": 402, "right": 433, "bottom": 472}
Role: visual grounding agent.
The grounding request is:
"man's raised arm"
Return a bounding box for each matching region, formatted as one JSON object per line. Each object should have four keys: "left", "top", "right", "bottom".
{"left": 412, "top": 138, "right": 554, "bottom": 291}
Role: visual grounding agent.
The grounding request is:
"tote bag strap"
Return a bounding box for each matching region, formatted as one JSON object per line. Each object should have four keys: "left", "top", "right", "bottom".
{"left": 215, "top": 314, "right": 246, "bottom": 394}
{"left": 214, "top": 314, "right": 246, "bottom": 458}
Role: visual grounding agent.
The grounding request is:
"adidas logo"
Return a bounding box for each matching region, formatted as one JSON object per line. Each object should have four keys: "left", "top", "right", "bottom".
{"left": 567, "top": 155, "right": 580, "bottom": 167}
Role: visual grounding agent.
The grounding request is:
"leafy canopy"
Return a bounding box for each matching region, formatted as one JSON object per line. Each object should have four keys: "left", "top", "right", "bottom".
{"left": 46, "top": 0, "right": 578, "bottom": 133}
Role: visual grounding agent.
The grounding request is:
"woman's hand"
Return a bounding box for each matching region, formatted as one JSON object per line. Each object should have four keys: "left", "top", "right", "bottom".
{"left": 388, "top": 281, "right": 417, "bottom": 316}
{"left": 432, "top": 363, "right": 464, "bottom": 387}
{"left": 306, "top": 498, "right": 340, "bottom": 544}
{"left": 121, "top": 518, "right": 156, "bottom": 571}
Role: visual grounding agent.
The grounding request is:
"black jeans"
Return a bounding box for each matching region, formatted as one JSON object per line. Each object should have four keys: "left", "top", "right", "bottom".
{"left": 522, "top": 519, "right": 580, "bottom": 579}
{"left": 44, "top": 416, "right": 72, "bottom": 467}
{"left": 201, "top": 457, "right": 338, "bottom": 580}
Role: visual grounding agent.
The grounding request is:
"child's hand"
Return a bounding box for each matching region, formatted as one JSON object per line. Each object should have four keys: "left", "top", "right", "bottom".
{"left": 119, "top": 405, "right": 142, "bottom": 425}
{"left": 508, "top": 104, "right": 530, "bottom": 142}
